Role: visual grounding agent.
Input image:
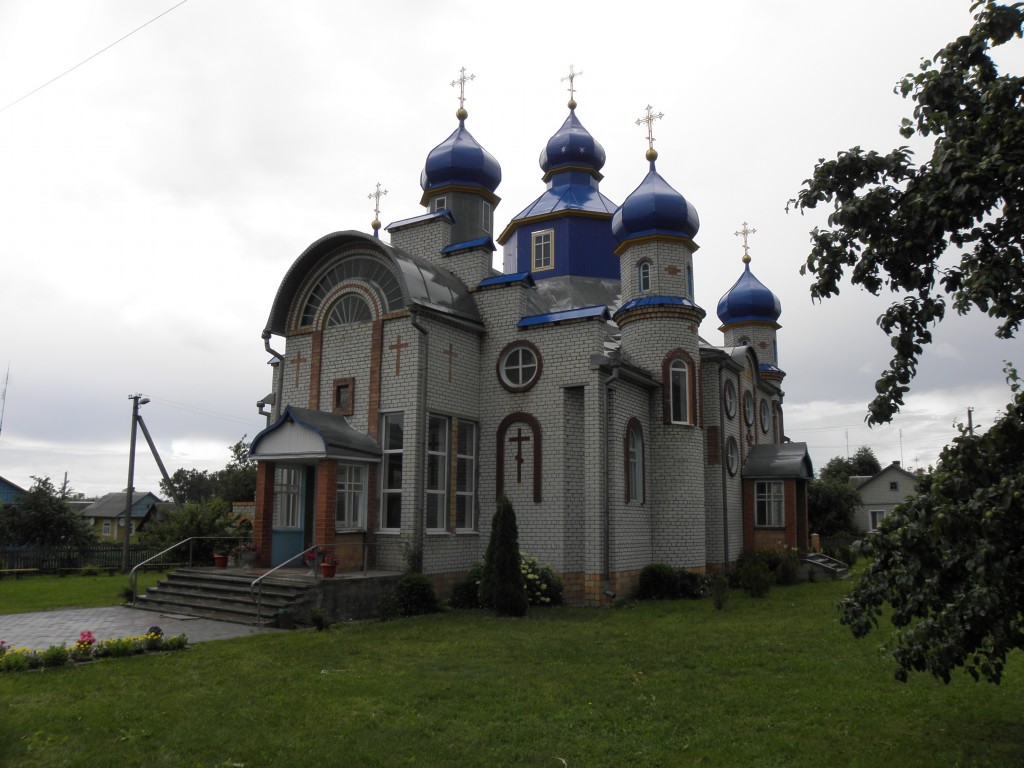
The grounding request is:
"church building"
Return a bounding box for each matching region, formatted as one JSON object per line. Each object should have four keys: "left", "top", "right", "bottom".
{"left": 248, "top": 70, "right": 812, "bottom": 605}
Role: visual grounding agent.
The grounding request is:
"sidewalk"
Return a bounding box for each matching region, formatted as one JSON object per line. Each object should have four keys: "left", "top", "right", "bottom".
{"left": 0, "top": 605, "right": 281, "bottom": 650}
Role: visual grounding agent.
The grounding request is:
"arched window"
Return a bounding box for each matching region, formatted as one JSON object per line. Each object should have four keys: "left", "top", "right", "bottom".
{"left": 325, "top": 293, "right": 372, "bottom": 326}
{"left": 637, "top": 261, "right": 651, "bottom": 293}
{"left": 670, "top": 359, "right": 689, "bottom": 424}
{"left": 625, "top": 419, "right": 645, "bottom": 503}
{"left": 300, "top": 254, "right": 403, "bottom": 326}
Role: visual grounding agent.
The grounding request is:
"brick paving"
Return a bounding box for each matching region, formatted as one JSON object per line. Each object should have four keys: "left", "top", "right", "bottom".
{"left": 0, "top": 606, "right": 281, "bottom": 650}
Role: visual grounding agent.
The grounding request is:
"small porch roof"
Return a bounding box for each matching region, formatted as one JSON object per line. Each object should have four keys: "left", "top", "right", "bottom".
{"left": 250, "top": 406, "right": 382, "bottom": 463}
{"left": 742, "top": 442, "right": 813, "bottom": 480}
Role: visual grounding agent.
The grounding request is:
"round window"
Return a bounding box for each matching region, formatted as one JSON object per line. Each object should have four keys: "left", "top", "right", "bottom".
{"left": 726, "top": 437, "right": 739, "bottom": 476}
{"left": 724, "top": 380, "right": 737, "bottom": 419}
{"left": 743, "top": 392, "right": 755, "bottom": 427}
{"left": 760, "top": 399, "right": 771, "bottom": 433}
{"left": 497, "top": 342, "right": 542, "bottom": 392}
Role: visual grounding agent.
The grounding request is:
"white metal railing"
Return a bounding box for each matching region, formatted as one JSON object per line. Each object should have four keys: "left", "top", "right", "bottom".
{"left": 128, "top": 535, "right": 248, "bottom": 605}
{"left": 249, "top": 543, "right": 332, "bottom": 624}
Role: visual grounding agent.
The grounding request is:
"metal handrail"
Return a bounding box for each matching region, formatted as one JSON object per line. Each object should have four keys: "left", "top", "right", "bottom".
{"left": 128, "top": 535, "right": 247, "bottom": 605}
{"left": 250, "top": 543, "right": 334, "bottom": 624}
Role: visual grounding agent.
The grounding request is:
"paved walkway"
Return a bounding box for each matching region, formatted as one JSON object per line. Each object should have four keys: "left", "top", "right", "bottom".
{"left": 0, "top": 606, "right": 281, "bottom": 650}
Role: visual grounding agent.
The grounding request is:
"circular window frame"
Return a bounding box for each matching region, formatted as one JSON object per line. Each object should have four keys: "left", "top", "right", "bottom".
{"left": 743, "top": 391, "right": 755, "bottom": 427}
{"left": 724, "top": 380, "right": 737, "bottom": 420}
{"left": 497, "top": 340, "right": 543, "bottom": 393}
{"left": 726, "top": 437, "right": 739, "bottom": 476}
{"left": 760, "top": 399, "right": 771, "bottom": 433}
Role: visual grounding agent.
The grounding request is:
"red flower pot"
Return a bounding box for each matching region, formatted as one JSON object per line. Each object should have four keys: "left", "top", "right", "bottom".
{"left": 213, "top": 553, "right": 228, "bottom": 569}
{"left": 320, "top": 562, "right": 337, "bottom": 578}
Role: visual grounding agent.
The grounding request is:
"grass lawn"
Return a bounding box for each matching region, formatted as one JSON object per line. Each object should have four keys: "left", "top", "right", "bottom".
{"left": 0, "top": 572, "right": 164, "bottom": 615}
{"left": 1, "top": 577, "right": 1021, "bottom": 767}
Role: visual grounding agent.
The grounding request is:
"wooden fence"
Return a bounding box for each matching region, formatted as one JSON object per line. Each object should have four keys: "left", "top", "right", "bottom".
{"left": 0, "top": 544, "right": 176, "bottom": 574}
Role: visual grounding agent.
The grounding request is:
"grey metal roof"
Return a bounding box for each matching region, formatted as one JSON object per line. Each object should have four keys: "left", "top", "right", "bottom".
{"left": 82, "top": 491, "right": 162, "bottom": 519}
{"left": 250, "top": 405, "right": 382, "bottom": 462}
{"left": 742, "top": 443, "right": 814, "bottom": 479}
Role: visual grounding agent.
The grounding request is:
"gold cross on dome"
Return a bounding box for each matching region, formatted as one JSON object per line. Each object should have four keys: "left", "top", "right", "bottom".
{"left": 367, "top": 182, "right": 388, "bottom": 220}
{"left": 562, "top": 65, "right": 583, "bottom": 101}
{"left": 451, "top": 67, "right": 475, "bottom": 110}
{"left": 635, "top": 104, "right": 664, "bottom": 151}
{"left": 735, "top": 222, "right": 757, "bottom": 261}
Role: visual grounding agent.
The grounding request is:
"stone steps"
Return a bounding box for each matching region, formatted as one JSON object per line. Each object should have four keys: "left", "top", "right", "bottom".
{"left": 802, "top": 552, "right": 850, "bottom": 580}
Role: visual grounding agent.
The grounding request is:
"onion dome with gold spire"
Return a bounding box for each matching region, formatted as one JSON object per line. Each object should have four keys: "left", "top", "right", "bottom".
{"left": 611, "top": 106, "right": 699, "bottom": 244}
{"left": 716, "top": 225, "right": 781, "bottom": 327}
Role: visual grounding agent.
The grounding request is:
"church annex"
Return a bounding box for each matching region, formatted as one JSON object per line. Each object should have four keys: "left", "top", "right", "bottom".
{"left": 249, "top": 71, "right": 812, "bottom": 605}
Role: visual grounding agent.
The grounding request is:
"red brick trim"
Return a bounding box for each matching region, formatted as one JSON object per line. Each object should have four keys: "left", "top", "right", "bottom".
{"left": 332, "top": 376, "right": 355, "bottom": 416}
{"left": 308, "top": 330, "right": 322, "bottom": 409}
{"left": 624, "top": 417, "right": 645, "bottom": 503}
{"left": 661, "top": 348, "right": 697, "bottom": 426}
{"left": 496, "top": 411, "right": 542, "bottom": 503}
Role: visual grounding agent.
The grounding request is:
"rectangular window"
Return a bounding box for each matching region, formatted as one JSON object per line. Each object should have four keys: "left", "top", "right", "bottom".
{"left": 380, "top": 413, "right": 404, "bottom": 531}
{"left": 433, "top": 196, "right": 447, "bottom": 212}
{"left": 456, "top": 420, "right": 477, "bottom": 531}
{"left": 532, "top": 229, "right": 554, "bottom": 271}
{"left": 426, "top": 414, "right": 449, "bottom": 531}
{"left": 482, "top": 201, "right": 492, "bottom": 234}
{"left": 755, "top": 480, "right": 784, "bottom": 527}
{"left": 870, "top": 510, "right": 888, "bottom": 530}
{"left": 273, "top": 466, "right": 302, "bottom": 529}
{"left": 333, "top": 377, "right": 354, "bottom": 416}
{"left": 102, "top": 520, "right": 111, "bottom": 536}
{"left": 336, "top": 463, "right": 366, "bottom": 531}
{"left": 670, "top": 360, "right": 688, "bottom": 424}
{"left": 889, "top": 481, "right": 899, "bottom": 491}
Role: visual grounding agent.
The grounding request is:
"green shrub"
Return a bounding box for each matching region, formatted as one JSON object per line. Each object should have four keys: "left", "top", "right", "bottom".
{"left": 479, "top": 495, "right": 528, "bottom": 617}
{"left": 1, "top": 650, "right": 31, "bottom": 672}
{"left": 395, "top": 573, "right": 441, "bottom": 616}
{"left": 711, "top": 576, "right": 729, "bottom": 611}
{"left": 676, "top": 570, "right": 705, "bottom": 599}
{"left": 638, "top": 563, "right": 678, "bottom": 600}
{"left": 776, "top": 547, "right": 802, "bottom": 586}
{"left": 520, "top": 553, "right": 563, "bottom": 606}
{"left": 41, "top": 644, "right": 70, "bottom": 668}
{"left": 450, "top": 564, "right": 483, "bottom": 609}
{"left": 737, "top": 558, "right": 773, "bottom": 598}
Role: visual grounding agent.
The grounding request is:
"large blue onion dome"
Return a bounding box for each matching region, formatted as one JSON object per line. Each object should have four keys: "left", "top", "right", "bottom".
{"left": 717, "top": 257, "right": 782, "bottom": 326}
{"left": 420, "top": 115, "right": 501, "bottom": 195}
{"left": 539, "top": 105, "right": 606, "bottom": 176}
{"left": 611, "top": 156, "right": 700, "bottom": 242}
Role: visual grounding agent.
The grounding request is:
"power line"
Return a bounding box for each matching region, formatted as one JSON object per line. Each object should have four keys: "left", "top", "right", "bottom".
{"left": 0, "top": 0, "right": 189, "bottom": 114}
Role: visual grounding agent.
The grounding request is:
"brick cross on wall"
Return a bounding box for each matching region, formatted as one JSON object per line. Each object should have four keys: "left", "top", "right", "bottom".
{"left": 290, "top": 350, "right": 308, "bottom": 387}
{"left": 389, "top": 335, "right": 409, "bottom": 376}
{"left": 509, "top": 427, "right": 531, "bottom": 483}
{"left": 442, "top": 342, "right": 456, "bottom": 381}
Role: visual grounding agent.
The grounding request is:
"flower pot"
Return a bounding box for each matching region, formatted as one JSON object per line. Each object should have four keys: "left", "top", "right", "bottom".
{"left": 320, "top": 562, "right": 337, "bottom": 578}
{"left": 213, "top": 553, "right": 228, "bottom": 569}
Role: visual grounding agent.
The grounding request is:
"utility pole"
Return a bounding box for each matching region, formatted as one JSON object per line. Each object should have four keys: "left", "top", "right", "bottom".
{"left": 122, "top": 394, "right": 148, "bottom": 573}
{"left": 967, "top": 407, "right": 975, "bottom": 437}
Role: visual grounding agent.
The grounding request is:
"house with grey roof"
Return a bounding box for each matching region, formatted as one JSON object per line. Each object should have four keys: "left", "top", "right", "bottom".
{"left": 849, "top": 461, "right": 919, "bottom": 534}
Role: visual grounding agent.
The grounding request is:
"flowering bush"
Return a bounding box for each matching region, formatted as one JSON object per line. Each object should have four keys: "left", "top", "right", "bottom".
{"left": 519, "top": 552, "right": 563, "bottom": 606}
{"left": 0, "top": 629, "right": 187, "bottom": 673}
{"left": 321, "top": 552, "right": 338, "bottom": 566}
{"left": 231, "top": 540, "right": 258, "bottom": 556}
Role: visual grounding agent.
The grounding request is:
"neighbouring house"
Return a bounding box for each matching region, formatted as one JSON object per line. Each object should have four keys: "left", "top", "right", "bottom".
{"left": 0, "top": 475, "right": 25, "bottom": 505}
{"left": 80, "top": 491, "right": 164, "bottom": 542}
{"left": 248, "top": 76, "right": 813, "bottom": 605}
{"left": 848, "top": 461, "right": 919, "bottom": 534}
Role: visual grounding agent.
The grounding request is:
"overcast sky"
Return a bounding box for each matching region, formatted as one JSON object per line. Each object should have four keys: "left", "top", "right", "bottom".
{"left": 1, "top": 0, "right": 1020, "bottom": 498}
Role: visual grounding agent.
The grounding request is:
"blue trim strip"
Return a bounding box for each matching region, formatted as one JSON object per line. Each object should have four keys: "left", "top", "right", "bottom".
{"left": 517, "top": 305, "right": 609, "bottom": 328}
{"left": 442, "top": 236, "right": 495, "bottom": 254}
{"left": 478, "top": 272, "right": 534, "bottom": 288}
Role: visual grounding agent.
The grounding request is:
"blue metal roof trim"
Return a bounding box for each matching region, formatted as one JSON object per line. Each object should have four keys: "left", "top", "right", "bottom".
{"left": 518, "top": 305, "right": 610, "bottom": 328}
{"left": 615, "top": 295, "right": 701, "bottom": 314}
{"left": 442, "top": 236, "right": 495, "bottom": 254}
{"left": 478, "top": 272, "right": 534, "bottom": 288}
{"left": 385, "top": 210, "right": 455, "bottom": 232}
{"left": 759, "top": 363, "right": 782, "bottom": 373}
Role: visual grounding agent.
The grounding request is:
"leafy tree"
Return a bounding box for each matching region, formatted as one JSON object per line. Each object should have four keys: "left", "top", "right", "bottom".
{"left": 0, "top": 476, "right": 97, "bottom": 547}
{"left": 840, "top": 366, "right": 1024, "bottom": 683}
{"left": 819, "top": 447, "right": 883, "bottom": 485}
{"left": 789, "top": 1, "right": 1024, "bottom": 425}
{"left": 140, "top": 498, "right": 244, "bottom": 562}
{"left": 807, "top": 479, "right": 860, "bottom": 536}
{"left": 158, "top": 437, "right": 256, "bottom": 504}
{"left": 479, "top": 495, "right": 528, "bottom": 617}
{"left": 160, "top": 467, "right": 217, "bottom": 505}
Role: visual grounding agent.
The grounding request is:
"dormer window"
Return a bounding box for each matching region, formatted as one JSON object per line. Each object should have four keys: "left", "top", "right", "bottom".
{"left": 482, "top": 201, "right": 493, "bottom": 234}
{"left": 433, "top": 196, "right": 447, "bottom": 213}
{"left": 532, "top": 229, "right": 554, "bottom": 271}
{"left": 637, "top": 261, "right": 651, "bottom": 293}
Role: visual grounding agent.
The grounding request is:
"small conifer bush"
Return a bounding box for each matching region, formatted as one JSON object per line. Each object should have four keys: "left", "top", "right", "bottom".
{"left": 479, "top": 495, "right": 527, "bottom": 617}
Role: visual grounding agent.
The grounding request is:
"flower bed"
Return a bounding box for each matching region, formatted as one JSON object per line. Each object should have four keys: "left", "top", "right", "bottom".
{"left": 0, "top": 628, "right": 187, "bottom": 673}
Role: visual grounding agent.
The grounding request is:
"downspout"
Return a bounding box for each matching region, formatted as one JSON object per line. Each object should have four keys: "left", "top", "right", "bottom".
{"left": 263, "top": 330, "right": 285, "bottom": 421}
{"left": 718, "top": 367, "right": 730, "bottom": 572}
{"left": 409, "top": 306, "right": 429, "bottom": 572}
{"left": 602, "top": 367, "right": 619, "bottom": 599}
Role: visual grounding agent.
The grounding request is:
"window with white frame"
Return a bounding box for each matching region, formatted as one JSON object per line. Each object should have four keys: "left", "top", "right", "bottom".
{"left": 102, "top": 520, "right": 111, "bottom": 536}
{"left": 426, "top": 414, "right": 449, "bottom": 531}
{"left": 380, "top": 413, "right": 404, "bottom": 531}
{"left": 726, "top": 437, "right": 739, "bottom": 476}
{"left": 532, "top": 229, "right": 554, "bottom": 271}
{"left": 870, "top": 509, "right": 888, "bottom": 530}
{"left": 670, "top": 359, "right": 689, "bottom": 424}
{"left": 482, "top": 201, "right": 493, "bottom": 234}
{"left": 637, "top": 261, "right": 651, "bottom": 293}
{"left": 273, "top": 466, "right": 302, "bottom": 529}
{"left": 456, "top": 420, "right": 477, "bottom": 531}
{"left": 336, "top": 463, "right": 366, "bottom": 531}
{"left": 433, "top": 196, "right": 447, "bottom": 212}
{"left": 724, "top": 379, "right": 737, "bottom": 419}
{"left": 627, "top": 423, "right": 644, "bottom": 503}
{"left": 755, "top": 480, "right": 784, "bottom": 527}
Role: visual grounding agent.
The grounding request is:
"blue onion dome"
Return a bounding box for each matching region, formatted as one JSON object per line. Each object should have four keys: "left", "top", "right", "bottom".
{"left": 420, "top": 111, "right": 501, "bottom": 195}
{"left": 611, "top": 153, "right": 700, "bottom": 242}
{"left": 717, "top": 256, "right": 782, "bottom": 326}
{"left": 539, "top": 103, "right": 606, "bottom": 176}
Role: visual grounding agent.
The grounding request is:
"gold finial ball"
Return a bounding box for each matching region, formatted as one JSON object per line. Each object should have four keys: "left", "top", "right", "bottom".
{"left": 646, "top": 147, "right": 658, "bottom": 162}
{"left": 568, "top": 98, "right": 577, "bottom": 110}
{"left": 742, "top": 253, "right": 751, "bottom": 264}
{"left": 372, "top": 218, "right": 381, "bottom": 231}
{"left": 456, "top": 107, "right": 468, "bottom": 121}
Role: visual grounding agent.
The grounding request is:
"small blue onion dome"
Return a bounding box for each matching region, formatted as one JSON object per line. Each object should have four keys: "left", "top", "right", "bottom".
{"left": 717, "top": 258, "right": 782, "bottom": 326}
{"left": 539, "top": 106, "right": 606, "bottom": 175}
{"left": 420, "top": 116, "right": 501, "bottom": 194}
{"left": 611, "top": 158, "right": 700, "bottom": 242}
